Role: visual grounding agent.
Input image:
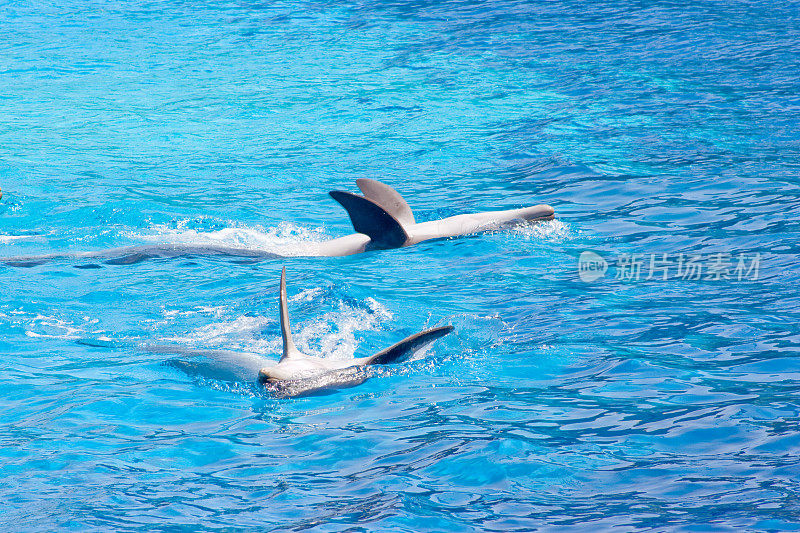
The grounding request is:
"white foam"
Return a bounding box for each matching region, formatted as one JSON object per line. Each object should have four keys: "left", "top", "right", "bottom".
{"left": 0, "top": 234, "right": 39, "bottom": 244}
{"left": 164, "top": 295, "right": 393, "bottom": 363}
{"left": 165, "top": 314, "right": 272, "bottom": 346}
{"left": 293, "top": 297, "right": 393, "bottom": 361}
{"left": 513, "top": 219, "right": 572, "bottom": 242}
{"left": 291, "top": 287, "right": 324, "bottom": 302}
{"left": 18, "top": 313, "right": 100, "bottom": 340}
{"left": 160, "top": 305, "right": 228, "bottom": 320}
{"left": 126, "top": 220, "right": 332, "bottom": 257}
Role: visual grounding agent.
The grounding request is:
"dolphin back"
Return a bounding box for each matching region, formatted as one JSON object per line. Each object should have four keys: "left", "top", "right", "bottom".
{"left": 362, "top": 325, "right": 454, "bottom": 366}
{"left": 147, "top": 345, "right": 270, "bottom": 383}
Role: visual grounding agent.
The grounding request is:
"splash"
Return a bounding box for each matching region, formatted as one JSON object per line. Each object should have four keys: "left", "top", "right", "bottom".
{"left": 293, "top": 297, "right": 393, "bottom": 361}
{"left": 164, "top": 314, "right": 273, "bottom": 351}
{"left": 125, "top": 220, "right": 333, "bottom": 257}
{"left": 513, "top": 218, "right": 572, "bottom": 242}
{"left": 161, "top": 294, "right": 393, "bottom": 364}
{"left": 0, "top": 235, "right": 34, "bottom": 244}
{"left": 0, "top": 233, "right": 48, "bottom": 245}
{"left": 3, "top": 311, "right": 102, "bottom": 341}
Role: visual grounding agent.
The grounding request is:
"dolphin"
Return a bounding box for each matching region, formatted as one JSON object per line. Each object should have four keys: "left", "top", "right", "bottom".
{"left": 315, "top": 178, "right": 554, "bottom": 255}
{"left": 1, "top": 179, "right": 554, "bottom": 266}
{"left": 154, "top": 267, "right": 453, "bottom": 398}
{"left": 258, "top": 267, "right": 453, "bottom": 397}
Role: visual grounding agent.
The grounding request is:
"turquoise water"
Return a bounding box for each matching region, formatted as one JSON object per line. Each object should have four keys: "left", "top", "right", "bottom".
{"left": 2, "top": 0, "right": 800, "bottom": 530}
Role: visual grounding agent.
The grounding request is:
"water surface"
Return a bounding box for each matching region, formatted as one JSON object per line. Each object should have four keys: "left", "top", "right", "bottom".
{"left": 2, "top": 0, "right": 799, "bottom": 530}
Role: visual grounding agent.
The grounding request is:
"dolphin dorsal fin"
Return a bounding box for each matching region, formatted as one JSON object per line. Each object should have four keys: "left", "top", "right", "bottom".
{"left": 279, "top": 267, "right": 301, "bottom": 362}
{"left": 328, "top": 191, "right": 409, "bottom": 249}
{"left": 355, "top": 178, "right": 415, "bottom": 226}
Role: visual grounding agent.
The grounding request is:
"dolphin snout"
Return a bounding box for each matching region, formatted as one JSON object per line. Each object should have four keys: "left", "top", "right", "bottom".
{"left": 524, "top": 204, "right": 555, "bottom": 221}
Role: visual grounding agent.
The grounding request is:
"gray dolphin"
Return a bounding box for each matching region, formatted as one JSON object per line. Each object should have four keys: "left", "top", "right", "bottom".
{"left": 315, "top": 178, "right": 554, "bottom": 256}
{"left": 257, "top": 267, "right": 453, "bottom": 397}
{"left": 2, "top": 179, "right": 554, "bottom": 266}
{"left": 154, "top": 267, "right": 453, "bottom": 398}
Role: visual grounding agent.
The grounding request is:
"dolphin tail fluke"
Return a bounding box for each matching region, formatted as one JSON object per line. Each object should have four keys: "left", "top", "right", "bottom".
{"left": 355, "top": 178, "right": 415, "bottom": 226}
{"left": 360, "top": 325, "right": 454, "bottom": 366}
{"left": 279, "top": 267, "right": 301, "bottom": 362}
{"left": 329, "top": 190, "right": 409, "bottom": 249}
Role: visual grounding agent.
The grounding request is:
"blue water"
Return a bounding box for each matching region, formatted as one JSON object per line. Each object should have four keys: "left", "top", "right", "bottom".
{"left": 2, "top": 0, "right": 800, "bottom": 530}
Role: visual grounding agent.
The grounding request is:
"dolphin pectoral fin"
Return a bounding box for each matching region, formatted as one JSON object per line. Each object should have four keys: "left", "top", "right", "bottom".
{"left": 361, "top": 325, "right": 454, "bottom": 366}
{"left": 328, "top": 190, "right": 409, "bottom": 249}
{"left": 355, "top": 178, "right": 415, "bottom": 226}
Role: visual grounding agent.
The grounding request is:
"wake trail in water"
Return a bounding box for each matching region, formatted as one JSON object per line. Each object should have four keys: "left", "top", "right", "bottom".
{"left": 1, "top": 218, "right": 570, "bottom": 267}
{"left": 1, "top": 222, "right": 333, "bottom": 267}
